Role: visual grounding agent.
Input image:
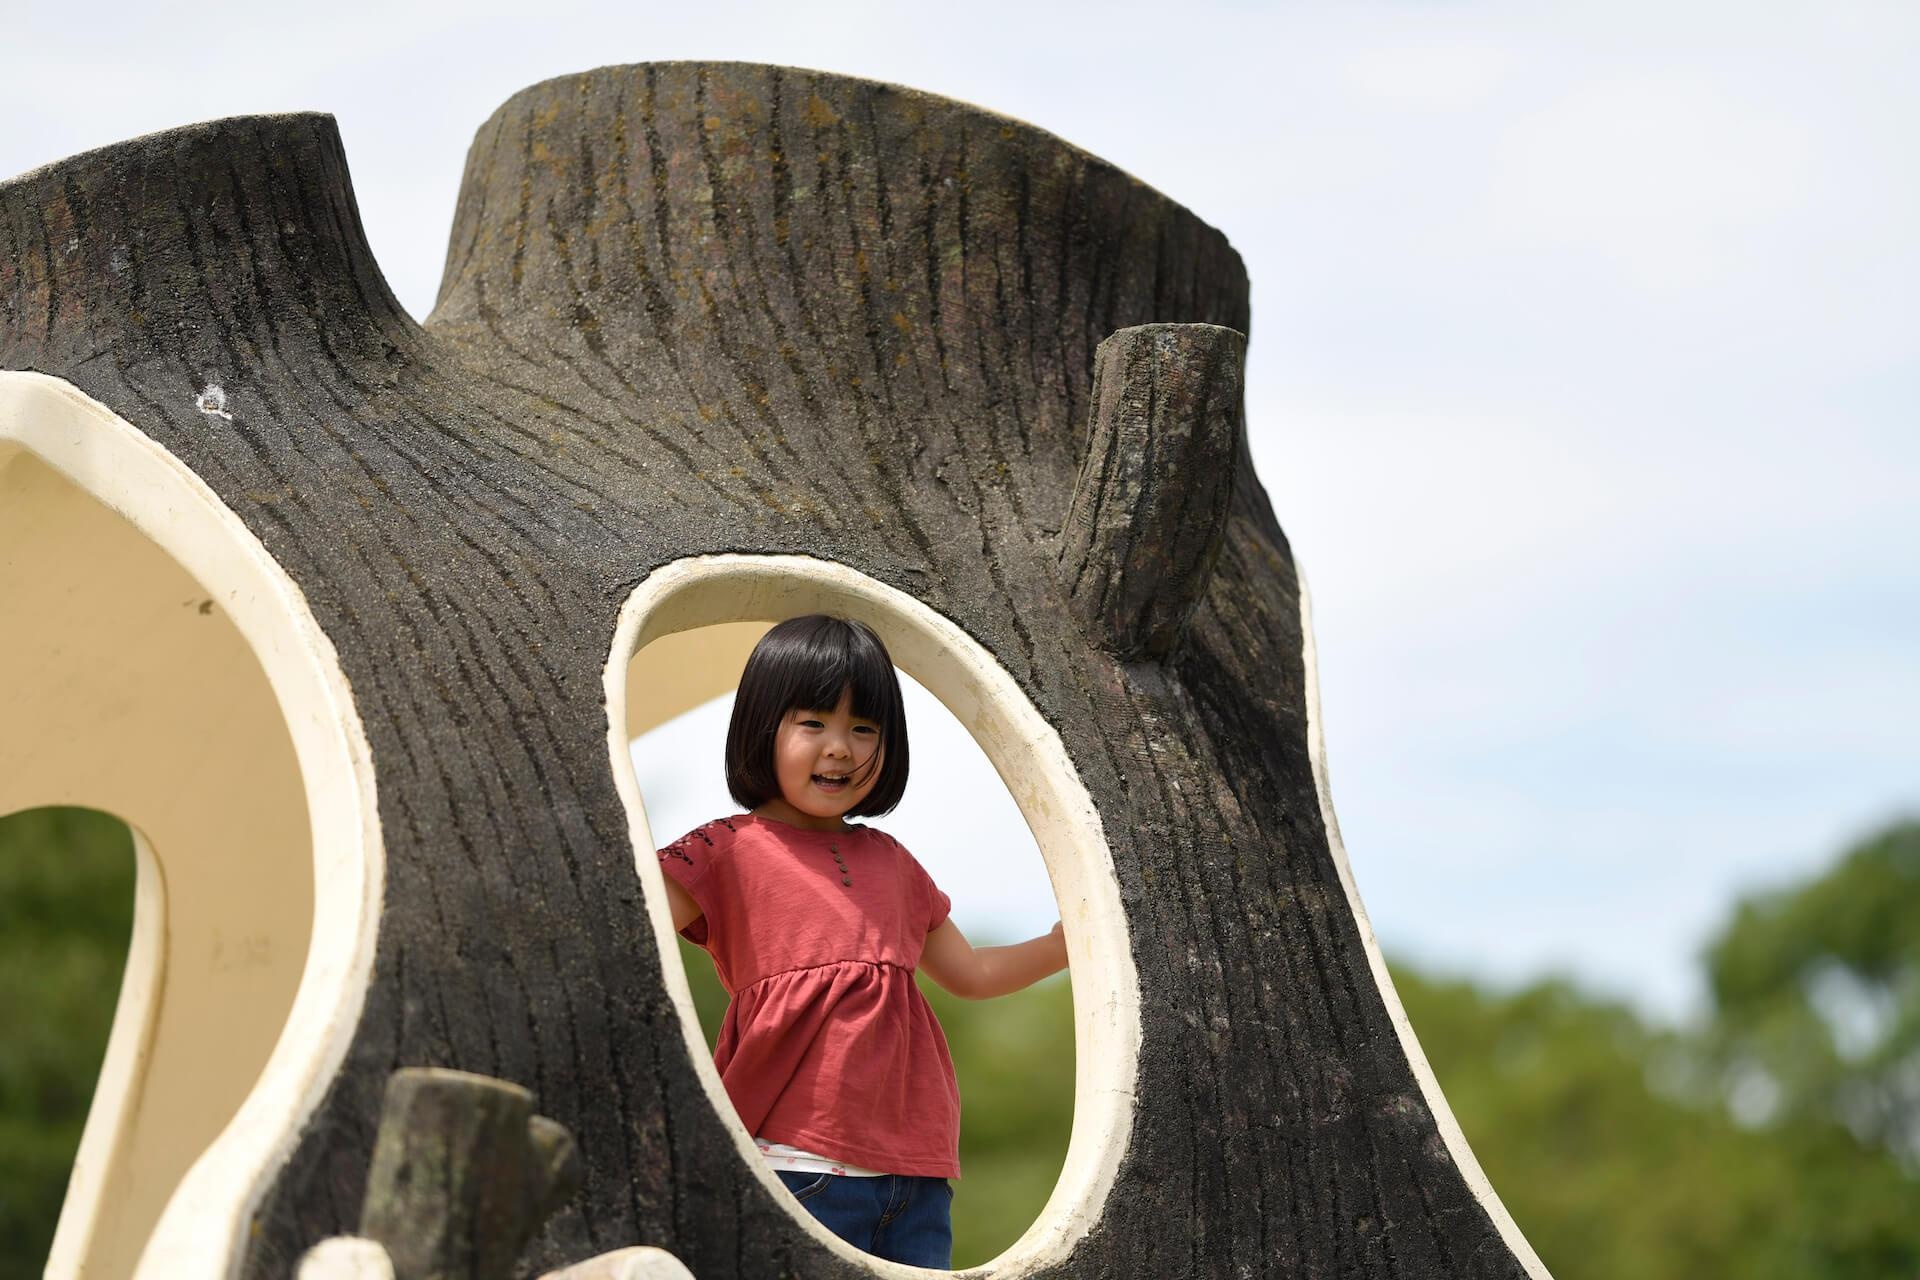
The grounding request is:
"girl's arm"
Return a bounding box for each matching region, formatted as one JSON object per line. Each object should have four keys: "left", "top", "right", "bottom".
{"left": 661, "top": 876, "right": 705, "bottom": 933}
{"left": 919, "top": 918, "right": 1067, "bottom": 1000}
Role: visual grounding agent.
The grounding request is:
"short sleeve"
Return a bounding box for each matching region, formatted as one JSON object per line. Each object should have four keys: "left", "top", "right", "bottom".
{"left": 885, "top": 832, "right": 950, "bottom": 933}
{"left": 927, "top": 876, "right": 952, "bottom": 933}
{"left": 657, "top": 822, "right": 723, "bottom": 946}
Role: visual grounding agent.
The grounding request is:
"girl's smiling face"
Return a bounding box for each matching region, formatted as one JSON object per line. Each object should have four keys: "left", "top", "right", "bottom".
{"left": 758, "top": 688, "right": 883, "bottom": 829}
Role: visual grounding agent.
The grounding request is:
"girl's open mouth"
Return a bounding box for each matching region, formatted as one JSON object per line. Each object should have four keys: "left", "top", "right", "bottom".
{"left": 812, "top": 773, "right": 850, "bottom": 791}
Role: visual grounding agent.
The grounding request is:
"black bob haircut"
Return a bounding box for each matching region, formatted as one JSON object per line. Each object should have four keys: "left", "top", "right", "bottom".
{"left": 725, "top": 614, "right": 910, "bottom": 817}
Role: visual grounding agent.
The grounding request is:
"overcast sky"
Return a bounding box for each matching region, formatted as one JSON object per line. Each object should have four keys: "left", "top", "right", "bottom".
{"left": 7, "top": 1, "right": 1915, "bottom": 1022}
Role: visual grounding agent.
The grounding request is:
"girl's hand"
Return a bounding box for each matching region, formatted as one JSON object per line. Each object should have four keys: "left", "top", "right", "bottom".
{"left": 921, "top": 919, "right": 1069, "bottom": 1000}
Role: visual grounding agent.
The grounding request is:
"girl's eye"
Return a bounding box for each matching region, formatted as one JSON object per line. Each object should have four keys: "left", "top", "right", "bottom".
{"left": 796, "top": 718, "right": 824, "bottom": 729}
{"left": 853, "top": 724, "right": 878, "bottom": 736}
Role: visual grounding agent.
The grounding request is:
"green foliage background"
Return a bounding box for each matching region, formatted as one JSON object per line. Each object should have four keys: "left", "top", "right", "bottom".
{"left": 0, "top": 809, "right": 134, "bottom": 1280}
{"left": 4, "top": 809, "right": 1916, "bottom": 1276}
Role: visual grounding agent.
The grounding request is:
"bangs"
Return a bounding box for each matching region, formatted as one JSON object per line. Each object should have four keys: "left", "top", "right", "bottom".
{"left": 788, "top": 638, "right": 899, "bottom": 728}
{"left": 725, "top": 614, "right": 912, "bottom": 817}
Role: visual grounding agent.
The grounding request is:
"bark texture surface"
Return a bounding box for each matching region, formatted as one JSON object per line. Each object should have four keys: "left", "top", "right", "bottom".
{"left": 358, "top": 1068, "right": 579, "bottom": 1280}
{"left": 1057, "top": 323, "right": 1243, "bottom": 659}
{"left": 1, "top": 63, "right": 1536, "bottom": 1279}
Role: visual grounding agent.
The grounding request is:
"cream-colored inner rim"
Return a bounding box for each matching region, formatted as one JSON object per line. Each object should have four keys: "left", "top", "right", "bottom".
{"left": 1296, "top": 572, "right": 1551, "bottom": 1278}
{"left": 607, "top": 556, "right": 1139, "bottom": 1276}
{"left": 0, "top": 372, "right": 382, "bottom": 1280}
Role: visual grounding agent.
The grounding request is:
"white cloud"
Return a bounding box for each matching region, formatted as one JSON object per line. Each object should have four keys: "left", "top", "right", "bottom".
{"left": 1338, "top": 39, "right": 1519, "bottom": 111}
{"left": 1488, "top": 71, "right": 1815, "bottom": 292}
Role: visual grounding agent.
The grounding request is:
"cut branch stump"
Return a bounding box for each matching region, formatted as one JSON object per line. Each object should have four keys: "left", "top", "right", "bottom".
{"left": 357, "top": 1069, "right": 581, "bottom": 1280}
{"left": 1058, "top": 323, "right": 1245, "bottom": 660}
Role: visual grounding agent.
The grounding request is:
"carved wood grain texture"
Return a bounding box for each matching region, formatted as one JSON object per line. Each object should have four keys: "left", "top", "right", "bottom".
{"left": 1056, "top": 323, "right": 1243, "bottom": 659}
{"left": 1, "top": 64, "right": 1533, "bottom": 1279}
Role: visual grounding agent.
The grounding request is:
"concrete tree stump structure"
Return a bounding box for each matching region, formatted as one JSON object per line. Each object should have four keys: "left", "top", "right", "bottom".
{"left": 0, "top": 63, "right": 1550, "bottom": 1279}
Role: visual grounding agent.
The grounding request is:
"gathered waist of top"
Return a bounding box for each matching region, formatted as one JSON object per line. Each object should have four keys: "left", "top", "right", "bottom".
{"left": 737, "top": 957, "right": 918, "bottom": 991}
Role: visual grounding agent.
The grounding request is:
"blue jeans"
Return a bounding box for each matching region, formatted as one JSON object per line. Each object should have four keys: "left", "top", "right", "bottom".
{"left": 776, "top": 1170, "right": 953, "bottom": 1267}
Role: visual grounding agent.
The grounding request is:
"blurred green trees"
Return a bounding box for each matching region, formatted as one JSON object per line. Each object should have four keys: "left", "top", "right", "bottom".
{"left": 3, "top": 810, "right": 1917, "bottom": 1275}
{"left": 1703, "top": 821, "right": 1920, "bottom": 1169}
{"left": 0, "top": 808, "right": 134, "bottom": 1280}
{"left": 1391, "top": 821, "right": 1920, "bottom": 1279}
{"left": 1393, "top": 971, "right": 1917, "bottom": 1278}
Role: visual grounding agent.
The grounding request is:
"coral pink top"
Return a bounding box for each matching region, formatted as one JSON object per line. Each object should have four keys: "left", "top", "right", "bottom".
{"left": 658, "top": 815, "right": 961, "bottom": 1178}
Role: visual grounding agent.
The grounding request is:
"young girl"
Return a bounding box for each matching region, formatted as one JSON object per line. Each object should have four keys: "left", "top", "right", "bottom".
{"left": 656, "top": 614, "right": 1067, "bottom": 1268}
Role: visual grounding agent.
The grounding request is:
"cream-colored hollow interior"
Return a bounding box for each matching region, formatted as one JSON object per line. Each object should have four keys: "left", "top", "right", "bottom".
{"left": 608, "top": 556, "right": 1139, "bottom": 1277}
{"left": 624, "top": 620, "right": 774, "bottom": 739}
{"left": 0, "top": 449, "right": 312, "bottom": 1279}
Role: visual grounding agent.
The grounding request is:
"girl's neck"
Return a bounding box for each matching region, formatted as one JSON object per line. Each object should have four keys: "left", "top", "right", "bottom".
{"left": 750, "top": 799, "right": 854, "bottom": 833}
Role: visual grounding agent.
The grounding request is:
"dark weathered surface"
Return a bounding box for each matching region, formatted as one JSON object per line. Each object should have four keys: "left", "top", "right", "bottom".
{"left": 359, "top": 1069, "right": 579, "bottom": 1280}
{"left": 1, "top": 63, "right": 1536, "bottom": 1278}
{"left": 1057, "top": 324, "right": 1243, "bottom": 659}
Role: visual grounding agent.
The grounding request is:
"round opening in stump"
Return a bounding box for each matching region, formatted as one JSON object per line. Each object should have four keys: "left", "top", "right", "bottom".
{"left": 605, "top": 554, "right": 1139, "bottom": 1276}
